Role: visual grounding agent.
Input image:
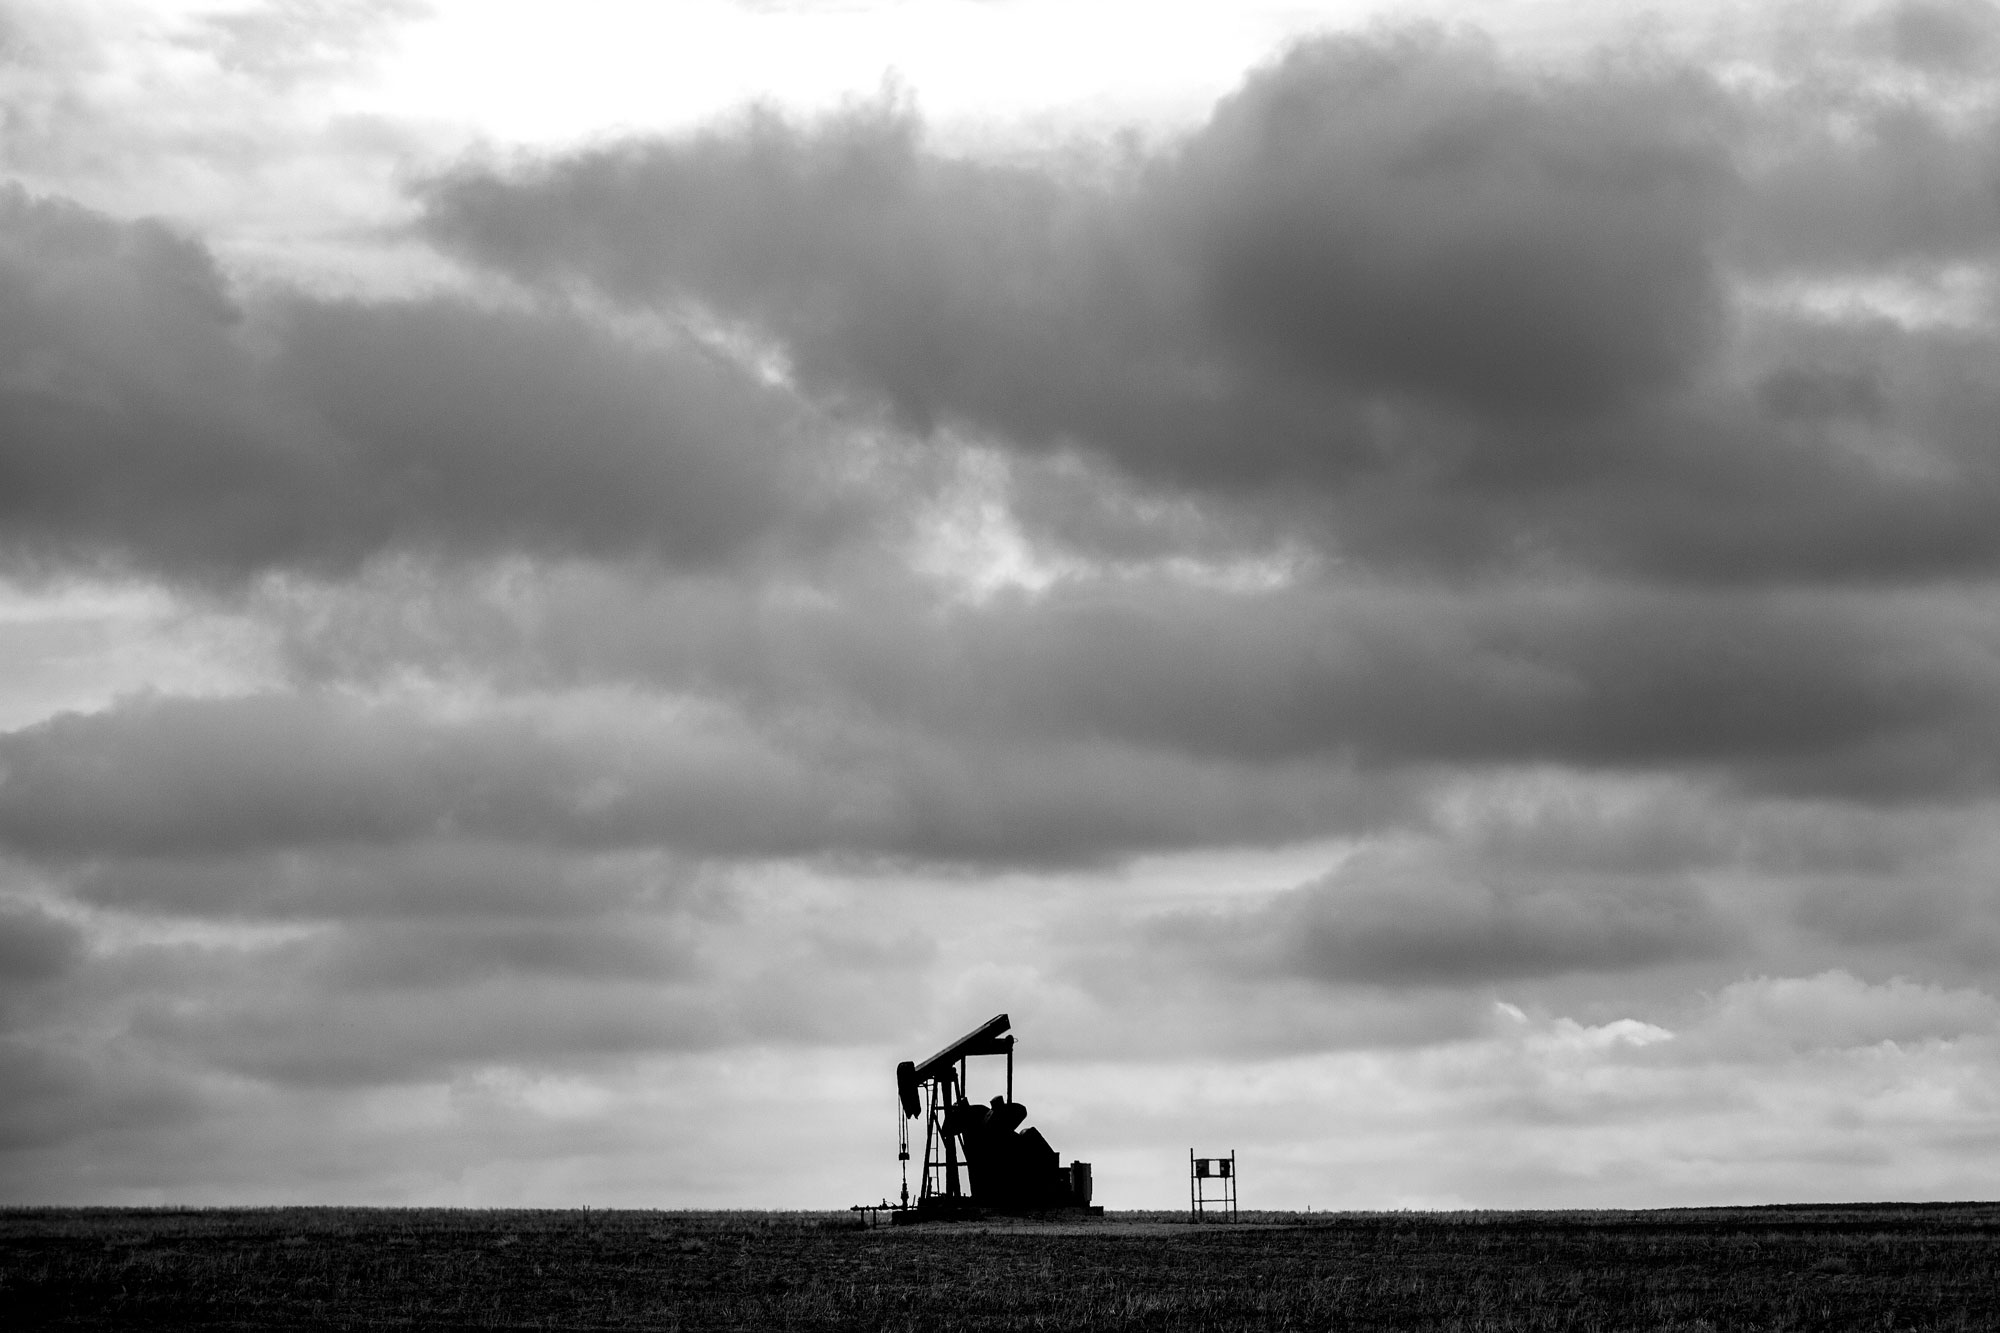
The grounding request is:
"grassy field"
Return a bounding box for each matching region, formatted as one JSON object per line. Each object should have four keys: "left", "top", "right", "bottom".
{"left": 3, "top": 1202, "right": 1995, "bottom": 1330}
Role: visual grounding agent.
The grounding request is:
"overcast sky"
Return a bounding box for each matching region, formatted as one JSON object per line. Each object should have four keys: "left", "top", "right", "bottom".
{"left": 3, "top": 0, "right": 1999, "bottom": 1210}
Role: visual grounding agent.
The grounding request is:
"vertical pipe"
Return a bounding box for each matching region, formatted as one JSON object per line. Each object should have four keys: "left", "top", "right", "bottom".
{"left": 920, "top": 1082, "right": 936, "bottom": 1205}
{"left": 943, "top": 1071, "right": 961, "bottom": 1200}
{"left": 1006, "top": 1044, "right": 1013, "bottom": 1104}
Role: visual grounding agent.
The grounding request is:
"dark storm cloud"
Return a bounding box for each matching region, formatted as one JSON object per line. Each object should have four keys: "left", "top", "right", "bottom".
{"left": 7, "top": 21, "right": 1996, "bottom": 586}
{"left": 1792, "top": 876, "right": 1979, "bottom": 949}
{"left": 5, "top": 565, "right": 1976, "bottom": 914}
{"left": 932, "top": 584, "right": 2000, "bottom": 792}
{"left": 0, "top": 692, "right": 1396, "bottom": 869}
{"left": 0, "top": 694, "right": 569, "bottom": 857}
{"left": 1876, "top": 0, "right": 2000, "bottom": 74}
{"left": 1153, "top": 852, "right": 1727, "bottom": 989}
{"left": 0, "top": 900, "right": 79, "bottom": 985}
{"left": 1447, "top": 785, "right": 1968, "bottom": 881}
{"left": 1054, "top": 779, "right": 2000, "bottom": 1023}
{"left": 62, "top": 844, "right": 688, "bottom": 919}
{"left": 1180, "top": 32, "right": 1726, "bottom": 418}
{"left": 0, "top": 692, "right": 828, "bottom": 860}
{"left": 65, "top": 918, "right": 725, "bottom": 1087}
{"left": 262, "top": 296, "right": 833, "bottom": 566}
{"left": 423, "top": 99, "right": 1245, "bottom": 475}
{"left": 129, "top": 975, "right": 715, "bottom": 1086}
{"left": 68, "top": 902, "right": 927, "bottom": 1088}
{"left": 0, "top": 184, "right": 852, "bottom": 580}
{"left": 421, "top": 31, "right": 1728, "bottom": 457}
{"left": 257, "top": 568, "right": 2000, "bottom": 803}
{"left": 105, "top": 920, "right": 728, "bottom": 1088}
{"left": 0, "top": 1036, "right": 200, "bottom": 1153}
{"left": 318, "top": 918, "right": 693, "bottom": 988}
{"left": 420, "top": 24, "right": 2000, "bottom": 583}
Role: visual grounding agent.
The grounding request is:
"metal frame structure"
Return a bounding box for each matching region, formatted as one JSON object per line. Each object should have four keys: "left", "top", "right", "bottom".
{"left": 1190, "top": 1150, "right": 1237, "bottom": 1222}
{"left": 896, "top": 1014, "right": 1015, "bottom": 1214}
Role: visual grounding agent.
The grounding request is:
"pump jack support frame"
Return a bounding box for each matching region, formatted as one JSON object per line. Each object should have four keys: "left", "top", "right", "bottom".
{"left": 897, "top": 1013, "right": 1018, "bottom": 1216}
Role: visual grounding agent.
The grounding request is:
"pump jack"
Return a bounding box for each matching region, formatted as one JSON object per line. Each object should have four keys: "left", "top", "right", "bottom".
{"left": 892, "top": 1013, "right": 1099, "bottom": 1220}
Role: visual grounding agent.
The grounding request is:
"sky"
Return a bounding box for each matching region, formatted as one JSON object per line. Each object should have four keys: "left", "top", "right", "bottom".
{"left": 1, "top": 0, "right": 1999, "bottom": 1211}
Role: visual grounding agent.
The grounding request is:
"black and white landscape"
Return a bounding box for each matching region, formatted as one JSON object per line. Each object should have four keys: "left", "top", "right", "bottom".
{"left": 2, "top": 0, "right": 1999, "bottom": 1211}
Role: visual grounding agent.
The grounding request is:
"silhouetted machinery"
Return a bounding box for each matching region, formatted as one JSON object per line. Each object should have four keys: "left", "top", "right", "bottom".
{"left": 894, "top": 1013, "right": 1099, "bottom": 1219}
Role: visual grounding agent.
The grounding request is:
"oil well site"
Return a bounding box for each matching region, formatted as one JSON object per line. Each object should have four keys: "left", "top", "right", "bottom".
{"left": 12, "top": 9, "right": 2000, "bottom": 1332}
{"left": 872, "top": 1012, "right": 1231, "bottom": 1226}
{"left": 886, "top": 1013, "right": 1101, "bottom": 1222}
{"left": 6, "top": 1012, "right": 1996, "bottom": 1330}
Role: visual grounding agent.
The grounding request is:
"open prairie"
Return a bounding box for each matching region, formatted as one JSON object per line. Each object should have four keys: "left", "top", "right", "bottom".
{"left": 3, "top": 1203, "right": 1993, "bottom": 1330}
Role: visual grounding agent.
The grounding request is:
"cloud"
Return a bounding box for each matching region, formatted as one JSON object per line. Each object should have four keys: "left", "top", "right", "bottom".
{"left": 0, "top": 1044, "right": 904, "bottom": 1206}
{"left": 185, "top": 0, "right": 424, "bottom": 88}
{"left": 0, "top": 1034, "right": 202, "bottom": 1155}
{"left": 252, "top": 564, "right": 2000, "bottom": 804}
{"left": 0, "top": 689, "right": 1398, "bottom": 869}
{"left": 11, "top": 23, "right": 2000, "bottom": 590}
{"left": 0, "top": 899, "right": 80, "bottom": 986}
{"left": 128, "top": 961, "right": 722, "bottom": 1087}
{"left": 418, "top": 35, "right": 1732, "bottom": 474}
{"left": 1791, "top": 876, "right": 2000, "bottom": 966}
{"left": 0, "top": 861, "right": 930, "bottom": 1105}
{"left": 261, "top": 295, "right": 846, "bottom": 567}
{"left": 10, "top": 565, "right": 1991, "bottom": 901}
{"left": 59, "top": 843, "right": 686, "bottom": 920}
{"left": 1157, "top": 846, "right": 1729, "bottom": 988}
{"left": 1878, "top": 0, "right": 2000, "bottom": 71}
{"left": 1042, "top": 770, "right": 2000, "bottom": 1036}
{"left": 1046, "top": 972, "right": 2000, "bottom": 1208}
{"left": 0, "top": 184, "right": 865, "bottom": 580}
{"left": 1180, "top": 30, "right": 1729, "bottom": 419}
{"left": 1732, "top": 95, "right": 2000, "bottom": 276}
{"left": 420, "top": 27, "right": 2000, "bottom": 583}
{"left": 6, "top": 4, "right": 2000, "bottom": 1209}
{"left": 1697, "top": 970, "right": 2000, "bottom": 1056}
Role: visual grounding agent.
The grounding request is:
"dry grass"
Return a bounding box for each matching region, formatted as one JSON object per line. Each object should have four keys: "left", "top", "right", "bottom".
{"left": 3, "top": 1201, "right": 1995, "bottom": 1330}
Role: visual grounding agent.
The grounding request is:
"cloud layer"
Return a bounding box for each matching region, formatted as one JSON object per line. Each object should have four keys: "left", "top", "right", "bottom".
{"left": 422, "top": 23, "right": 2000, "bottom": 583}
{"left": 4, "top": 0, "right": 2000, "bottom": 1207}
{"left": 0, "top": 184, "right": 861, "bottom": 579}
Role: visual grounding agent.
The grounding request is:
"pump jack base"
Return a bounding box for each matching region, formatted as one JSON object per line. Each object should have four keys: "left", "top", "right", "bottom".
{"left": 891, "top": 1203, "right": 1104, "bottom": 1225}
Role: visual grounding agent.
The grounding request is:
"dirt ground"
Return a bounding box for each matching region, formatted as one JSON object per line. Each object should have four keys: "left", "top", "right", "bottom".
{"left": 5, "top": 1201, "right": 1995, "bottom": 1330}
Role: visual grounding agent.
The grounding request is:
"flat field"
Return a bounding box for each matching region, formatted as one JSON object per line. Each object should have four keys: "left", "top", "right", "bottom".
{"left": 3, "top": 1202, "right": 1994, "bottom": 1330}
